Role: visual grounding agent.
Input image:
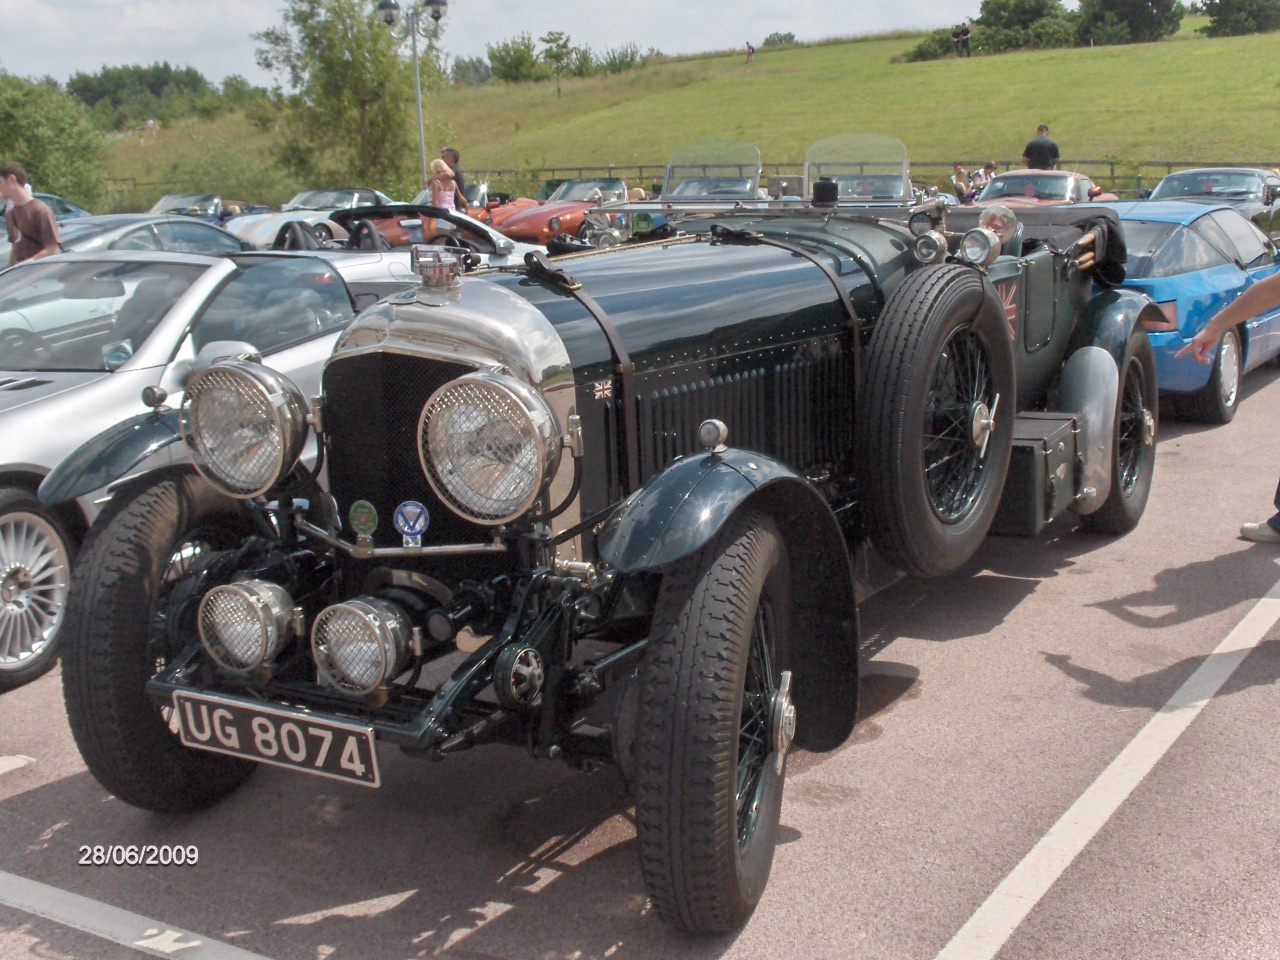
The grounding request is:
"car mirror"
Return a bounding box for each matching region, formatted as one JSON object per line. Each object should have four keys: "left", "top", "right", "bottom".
{"left": 494, "top": 237, "right": 515, "bottom": 255}
{"left": 239, "top": 240, "right": 255, "bottom": 251}
{"left": 352, "top": 292, "right": 380, "bottom": 312}
{"left": 1137, "top": 188, "right": 1151, "bottom": 200}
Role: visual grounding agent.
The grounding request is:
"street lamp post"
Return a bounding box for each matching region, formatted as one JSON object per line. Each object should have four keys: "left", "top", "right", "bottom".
{"left": 375, "top": 0, "right": 448, "bottom": 189}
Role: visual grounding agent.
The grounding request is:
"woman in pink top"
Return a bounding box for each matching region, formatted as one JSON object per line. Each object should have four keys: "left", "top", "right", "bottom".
{"left": 427, "top": 158, "right": 456, "bottom": 211}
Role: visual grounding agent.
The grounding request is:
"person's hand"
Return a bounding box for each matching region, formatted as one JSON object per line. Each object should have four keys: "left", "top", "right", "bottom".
{"left": 1175, "top": 327, "right": 1217, "bottom": 363}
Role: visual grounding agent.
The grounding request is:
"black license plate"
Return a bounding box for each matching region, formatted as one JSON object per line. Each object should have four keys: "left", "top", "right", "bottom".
{"left": 173, "top": 691, "right": 380, "bottom": 788}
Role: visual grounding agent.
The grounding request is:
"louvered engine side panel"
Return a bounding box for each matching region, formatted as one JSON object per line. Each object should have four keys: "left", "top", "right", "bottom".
{"left": 633, "top": 334, "right": 855, "bottom": 483}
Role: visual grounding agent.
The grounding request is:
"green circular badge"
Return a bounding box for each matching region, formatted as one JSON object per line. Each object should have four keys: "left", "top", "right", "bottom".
{"left": 349, "top": 500, "right": 378, "bottom": 536}
{"left": 634, "top": 212, "right": 654, "bottom": 233}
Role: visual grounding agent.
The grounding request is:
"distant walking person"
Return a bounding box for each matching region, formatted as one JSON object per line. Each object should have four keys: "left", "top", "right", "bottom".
{"left": 439, "top": 146, "right": 467, "bottom": 209}
{"left": 0, "top": 162, "right": 58, "bottom": 267}
{"left": 746, "top": 41, "right": 755, "bottom": 63}
{"left": 427, "top": 158, "right": 458, "bottom": 212}
{"left": 960, "top": 22, "right": 972, "bottom": 56}
{"left": 1022, "top": 124, "right": 1060, "bottom": 170}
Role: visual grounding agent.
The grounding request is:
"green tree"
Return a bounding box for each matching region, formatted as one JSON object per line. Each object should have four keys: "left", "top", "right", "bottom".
{"left": 977, "top": 0, "right": 1069, "bottom": 30}
{"left": 0, "top": 74, "right": 106, "bottom": 209}
{"left": 451, "top": 55, "right": 491, "bottom": 86}
{"left": 487, "top": 33, "right": 548, "bottom": 82}
{"left": 540, "top": 31, "right": 572, "bottom": 97}
{"left": 1200, "top": 0, "right": 1280, "bottom": 33}
{"left": 1076, "top": 0, "right": 1184, "bottom": 42}
{"left": 255, "top": 0, "right": 439, "bottom": 191}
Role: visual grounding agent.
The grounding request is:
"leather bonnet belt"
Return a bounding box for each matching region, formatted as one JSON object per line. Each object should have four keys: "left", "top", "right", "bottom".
{"left": 523, "top": 251, "right": 641, "bottom": 492}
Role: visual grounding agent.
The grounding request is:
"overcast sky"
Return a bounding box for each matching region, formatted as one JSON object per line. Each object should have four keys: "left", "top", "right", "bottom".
{"left": 3, "top": 0, "right": 987, "bottom": 88}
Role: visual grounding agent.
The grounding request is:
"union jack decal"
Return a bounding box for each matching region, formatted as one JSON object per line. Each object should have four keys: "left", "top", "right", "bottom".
{"left": 592, "top": 379, "right": 614, "bottom": 400}
{"left": 996, "top": 279, "right": 1019, "bottom": 339}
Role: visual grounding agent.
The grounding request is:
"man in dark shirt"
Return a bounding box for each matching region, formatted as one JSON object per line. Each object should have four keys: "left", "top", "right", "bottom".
{"left": 0, "top": 161, "right": 58, "bottom": 266}
{"left": 1022, "top": 124, "right": 1060, "bottom": 170}
{"left": 440, "top": 147, "right": 467, "bottom": 210}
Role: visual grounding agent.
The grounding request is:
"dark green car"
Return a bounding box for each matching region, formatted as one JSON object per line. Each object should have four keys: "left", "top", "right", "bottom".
{"left": 46, "top": 135, "right": 1161, "bottom": 935}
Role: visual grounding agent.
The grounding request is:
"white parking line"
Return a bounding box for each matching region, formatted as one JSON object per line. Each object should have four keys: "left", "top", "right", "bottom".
{"left": 0, "top": 870, "right": 275, "bottom": 960}
{"left": 0, "top": 756, "right": 34, "bottom": 776}
{"left": 935, "top": 577, "right": 1280, "bottom": 960}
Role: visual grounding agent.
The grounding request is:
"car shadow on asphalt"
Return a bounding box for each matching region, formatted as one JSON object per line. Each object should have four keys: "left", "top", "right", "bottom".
{"left": 0, "top": 732, "right": 762, "bottom": 959}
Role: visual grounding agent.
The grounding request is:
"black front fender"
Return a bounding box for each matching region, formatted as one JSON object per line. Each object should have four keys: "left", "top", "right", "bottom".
{"left": 597, "top": 449, "right": 860, "bottom": 752}
{"left": 39, "top": 407, "right": 182, "bottom": 506}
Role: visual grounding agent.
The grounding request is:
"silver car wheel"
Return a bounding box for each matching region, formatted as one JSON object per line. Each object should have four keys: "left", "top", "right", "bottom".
{"left": 1219, "top": 331, "right": 1241, "bottom": 408}
{"left": 0, "top": 509, "right": 70, "bottom": 670}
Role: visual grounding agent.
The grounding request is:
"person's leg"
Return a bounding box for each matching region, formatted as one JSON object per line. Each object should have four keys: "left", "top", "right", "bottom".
{"left": 1239, "top": 476, "right": 1280, "bottom": 541}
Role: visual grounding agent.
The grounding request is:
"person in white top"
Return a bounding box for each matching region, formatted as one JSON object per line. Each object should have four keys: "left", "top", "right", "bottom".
{"left": 427, "top": 158, "right": 456, "bottom": 212}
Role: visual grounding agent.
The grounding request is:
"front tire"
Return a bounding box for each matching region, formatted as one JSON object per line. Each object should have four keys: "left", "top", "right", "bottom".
{"left": 0, "top": 488, "right": 73, "bottom": 691}
{"left": 1082, "top": 328, "right": 1157, "bottom": 533}
{"left": 61, "top": 473, "right": 257, "bottom": 811}
{"left": 635, "top": 511, "right": 793, "bottom": 934}
{"left": 1187, "top": 325, "right": 1240, "bottom": 424}
{"left": 858, "top": 265, "right": 1016, "bottom": 577}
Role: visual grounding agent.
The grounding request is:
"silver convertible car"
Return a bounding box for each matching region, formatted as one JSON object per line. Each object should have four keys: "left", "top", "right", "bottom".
{"left": 0, "top": 250, "right": 411, "bottom": 690}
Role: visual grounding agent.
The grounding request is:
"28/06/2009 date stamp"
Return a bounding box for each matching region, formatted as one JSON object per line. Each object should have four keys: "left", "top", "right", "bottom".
{"left": 78, "top": 845, "right": 199, "bottom": 866}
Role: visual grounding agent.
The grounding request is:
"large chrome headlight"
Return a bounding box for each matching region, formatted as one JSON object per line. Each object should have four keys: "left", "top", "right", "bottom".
{"left": 198, "top": 580, "right": 294, "bottom": 672}
{"left": 547, "top": 215, "right": 562, "bottom": 233}
{"left": 312, "top": 597, "right": 411, "bottom": 694}
{"left": 419, "top": 371, "right": 560, "bottom": 525}
{"left": 182, "top": 361, "right": 310, "bottom": 499}
{"left": 959, "top": 227, "right": 1001, "bottom": 267}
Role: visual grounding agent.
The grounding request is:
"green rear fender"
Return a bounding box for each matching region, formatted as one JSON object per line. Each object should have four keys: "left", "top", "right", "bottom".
{"left": 597, "top": 448, "right": 860, "bottom": 751}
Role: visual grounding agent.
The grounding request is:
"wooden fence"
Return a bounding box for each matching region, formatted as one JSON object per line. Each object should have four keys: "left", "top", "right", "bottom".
{"left": 472, "top": 159, "right": 1280, "bottom": 199}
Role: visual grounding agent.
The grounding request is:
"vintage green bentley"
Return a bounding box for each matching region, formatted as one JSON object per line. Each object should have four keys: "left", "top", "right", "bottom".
{"left": 44, "top": 136, "right": 1159, "bottom": 934}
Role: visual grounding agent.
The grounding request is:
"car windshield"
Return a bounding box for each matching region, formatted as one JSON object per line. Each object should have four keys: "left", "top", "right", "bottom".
{"left": 0, "top": 260, "right": 205, "bottom": 372}
{"left": 546, "top": 179, "right": 628, "bottom": 203}
{"left": 149, "top": 193, "right": 217, "bottom": 216}
{"left": 979, "top": 175, "right": 1071, "bottom": 201}
{"left": 804, "top": 133, "right": 911, "bottom": 200}
{"left": 191, "top": 257, "right": 356, "bottom": 355}
{"left": 1149, "top": 171, "right": 1264, "bottom": 201}
{"left": 663, "top": 139, "right": 761, "bottom": 198}
{"left": 283, "top": 190, "right": 355, "bottom": 211}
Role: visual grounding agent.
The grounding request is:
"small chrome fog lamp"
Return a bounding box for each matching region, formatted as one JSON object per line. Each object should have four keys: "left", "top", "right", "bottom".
{"left": 913, "top": 230, "right": 948, "bottom": 264}
{"left": 312, "top": 597, "right": 412, "bottom": 694}
{"left": 182, "top": 361, "right": 310, "bottom": 499}
{"left": 547, "top": 215, "right": 562, "bottom": 233}
{"left": 198, "top": 580, "right": 294, "bottom": 672}
{"left": 908, "top": 210, "right": 937, "bottom": 237}
{"left": 978, "top": 203, "right": 1017, "bottom": 245}
{"left": 960, "top": 227, "right": 1001, "bottom": 267}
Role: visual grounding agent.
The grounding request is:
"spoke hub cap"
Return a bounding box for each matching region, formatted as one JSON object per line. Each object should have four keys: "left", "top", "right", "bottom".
{"left": 2, "top": 567, "right": 30, "bottom": 607}
{"left": 769, "top": 670, "right": 796, "bottom": 772}
{"left": 968, "top": 400, "right": 994, "bottom": 450}
{"left": 1142, "top": 408, "right": 1155, "bottom": 446}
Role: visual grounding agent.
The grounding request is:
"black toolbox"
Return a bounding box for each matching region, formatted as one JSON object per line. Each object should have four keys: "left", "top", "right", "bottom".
{"left": 991, "top": 412, "right": 1080, "bottom": 537}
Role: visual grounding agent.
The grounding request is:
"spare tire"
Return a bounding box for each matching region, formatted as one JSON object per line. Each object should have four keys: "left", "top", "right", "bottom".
{"left": 857, "top": 264, "right": 1016, "bottom": 577}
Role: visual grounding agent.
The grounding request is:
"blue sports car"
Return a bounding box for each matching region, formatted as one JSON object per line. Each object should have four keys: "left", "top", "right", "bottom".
{"left": 1103, "top": 200, "right": 1280, "bottom": 423}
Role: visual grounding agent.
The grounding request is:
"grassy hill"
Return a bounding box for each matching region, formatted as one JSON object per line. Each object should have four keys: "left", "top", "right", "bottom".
{"left": 104, "top": 18, "right": 1279, "bottom": 209}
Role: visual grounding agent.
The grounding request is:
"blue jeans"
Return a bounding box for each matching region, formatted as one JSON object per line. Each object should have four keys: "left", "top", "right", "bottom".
{"left": 1269, "top": 478, "right": 1280, "bottom": 533}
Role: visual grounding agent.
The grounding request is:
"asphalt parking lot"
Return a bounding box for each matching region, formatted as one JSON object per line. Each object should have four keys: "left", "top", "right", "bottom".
{"left": 2, "top": 367, "right": 1280, "bottom": 960}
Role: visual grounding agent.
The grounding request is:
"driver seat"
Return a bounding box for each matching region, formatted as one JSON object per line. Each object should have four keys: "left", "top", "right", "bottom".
{"left": 349, "top": 219, "right": 391, "bottom": 250}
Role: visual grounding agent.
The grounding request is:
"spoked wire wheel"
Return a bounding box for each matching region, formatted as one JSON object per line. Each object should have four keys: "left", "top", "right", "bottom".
{"left": 923, "top": 323, "right": 999, "bottom": 524}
